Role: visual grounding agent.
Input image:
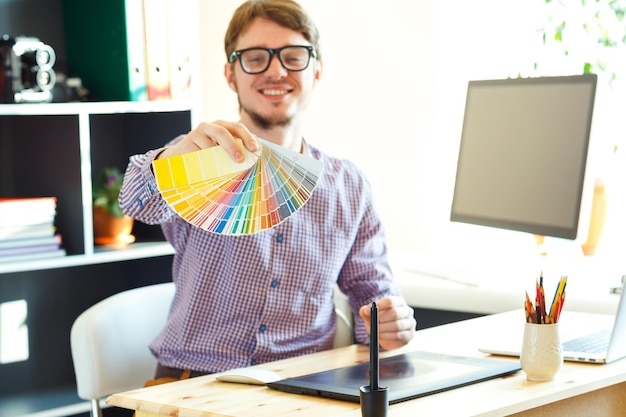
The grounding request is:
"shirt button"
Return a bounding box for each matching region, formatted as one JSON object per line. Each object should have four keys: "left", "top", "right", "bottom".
{"left": 259, "top": 324, "right": 266, "bottom": 333}
{"left": 270, "top": 279, "right": 278, "bottom": 288}
{"left": 276, "top": 233, "right": 284, "bottom": 243}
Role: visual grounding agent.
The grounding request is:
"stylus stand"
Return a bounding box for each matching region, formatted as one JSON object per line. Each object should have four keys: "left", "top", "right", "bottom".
{"left": 360, "top": 385, "right": 389, "bottom": 417}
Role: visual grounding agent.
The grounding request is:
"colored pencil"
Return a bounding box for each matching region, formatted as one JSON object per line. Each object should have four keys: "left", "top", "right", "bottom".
{"left": 525, "top": 275, "right": 567, "bottom": 324}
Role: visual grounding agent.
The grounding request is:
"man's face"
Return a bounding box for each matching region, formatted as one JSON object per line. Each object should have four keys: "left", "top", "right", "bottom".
{"left": 225, "top": 17, "right": 321, "bottom": 130}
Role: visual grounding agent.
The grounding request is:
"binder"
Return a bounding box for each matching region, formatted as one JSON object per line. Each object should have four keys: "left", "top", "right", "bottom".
{"left": 143, "top": 0, "right": 171, "bottom": 100}
{"left": 125, "top": 0, "right": 148, "bottom": 101}
{"left": 62, "top": 0, "right": 148, "bottom": 101}
{"left": 166, "top": 0, "right": 194, "bottom": 100}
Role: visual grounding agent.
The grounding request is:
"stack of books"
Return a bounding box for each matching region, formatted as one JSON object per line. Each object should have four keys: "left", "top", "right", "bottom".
{"left": 0, "top": 197, "right": 66, "bottom": 263}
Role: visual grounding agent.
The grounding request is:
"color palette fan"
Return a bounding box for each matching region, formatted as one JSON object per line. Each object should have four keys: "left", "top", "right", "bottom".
{"left": 152, "top": 139, "right": 324, "bottom": 235}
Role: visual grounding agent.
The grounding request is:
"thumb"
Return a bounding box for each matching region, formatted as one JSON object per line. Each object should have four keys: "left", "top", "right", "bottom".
{"left": 359, "top": 304, "right": 371, "bottom": 332}
{"left": 359, "top": 304, "right": 370, "bottom": 319}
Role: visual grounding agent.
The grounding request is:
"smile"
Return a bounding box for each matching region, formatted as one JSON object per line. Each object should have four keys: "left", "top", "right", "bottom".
{"left": 261, "top": 88, "right": 289, "bottom": 96}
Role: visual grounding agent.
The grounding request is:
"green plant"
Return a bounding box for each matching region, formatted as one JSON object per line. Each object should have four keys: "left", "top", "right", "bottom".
{"left": 93, "top": 167, "right": 125, "bottom": 218}
{"left": 536, "top": 0, "right": 626, "bottom": 85}
{"left": 533, "top": 0, "right": 626, "bottom": 156}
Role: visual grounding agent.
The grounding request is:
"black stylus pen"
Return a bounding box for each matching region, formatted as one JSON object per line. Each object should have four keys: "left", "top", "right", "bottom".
{"left": 360, "top": 301, "right": 388, "bottom": 417}
{"left": 370, "top": 301, "right": 379, "bottom": 390}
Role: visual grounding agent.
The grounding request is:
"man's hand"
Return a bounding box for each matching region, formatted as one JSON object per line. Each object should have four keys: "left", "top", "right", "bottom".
{"left": 158, "top": 120, "right": 259, "bottom": 162}
{"left": 359, "top": 296, "right": 416, "bottom": 350}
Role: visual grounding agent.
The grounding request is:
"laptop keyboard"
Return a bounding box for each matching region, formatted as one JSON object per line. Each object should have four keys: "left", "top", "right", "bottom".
{"left": 563, "top": 329, "right": 611, "bottom": 354}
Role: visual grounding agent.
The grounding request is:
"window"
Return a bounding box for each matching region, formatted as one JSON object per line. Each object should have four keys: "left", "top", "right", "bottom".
{"left": 0, "top": 300, "right": 29, "bottom": 364}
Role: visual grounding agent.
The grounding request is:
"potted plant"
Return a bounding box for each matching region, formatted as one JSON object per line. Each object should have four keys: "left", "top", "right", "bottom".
{"left": 92, "top": 166, "right": 135, "bottom": 246}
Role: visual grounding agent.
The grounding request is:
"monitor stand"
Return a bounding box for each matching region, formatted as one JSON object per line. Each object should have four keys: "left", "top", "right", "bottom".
{"left": 533, "top": 235, "right": 547, "bottom": 257}
{"left": 580, "top": 178, "right": 608, "bottom": 257}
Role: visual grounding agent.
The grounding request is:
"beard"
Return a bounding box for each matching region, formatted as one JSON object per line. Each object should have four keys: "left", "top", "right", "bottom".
{"left": 240, "top": 99, "right": 294, "bottom": 130}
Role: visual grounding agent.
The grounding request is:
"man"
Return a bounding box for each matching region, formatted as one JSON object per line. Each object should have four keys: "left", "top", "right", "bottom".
{"left": 119, "top": 0, "right": 416, "bottom": 381}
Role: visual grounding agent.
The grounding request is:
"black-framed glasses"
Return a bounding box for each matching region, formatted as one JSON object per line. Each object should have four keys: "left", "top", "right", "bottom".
{"left": 228, "top": 45, "right": 316, "bottom": 74}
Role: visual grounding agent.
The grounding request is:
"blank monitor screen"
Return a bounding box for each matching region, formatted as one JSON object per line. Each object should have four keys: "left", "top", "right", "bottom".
{"left": 450, "top": 74, "right": 597, "bottom": 240}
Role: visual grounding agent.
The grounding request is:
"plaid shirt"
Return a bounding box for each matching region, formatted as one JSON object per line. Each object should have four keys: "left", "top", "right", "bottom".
{"left": 119, "top": 139, "right": 401, "bottom": 373}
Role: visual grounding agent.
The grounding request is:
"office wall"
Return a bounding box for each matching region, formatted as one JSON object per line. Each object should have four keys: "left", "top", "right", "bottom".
{"left": 193, "top": 1, "right": 560, "bottom": 257}
{"left": 196, "top": 0, "right": 436, "bottom": 252}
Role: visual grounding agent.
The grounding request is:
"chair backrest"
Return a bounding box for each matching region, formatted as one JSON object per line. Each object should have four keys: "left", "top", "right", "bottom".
{"left": 70, "top": 282, "right": 175, "bottom": 402}
{"left": 333, "top": 285, "right": 354, "bottom": 348}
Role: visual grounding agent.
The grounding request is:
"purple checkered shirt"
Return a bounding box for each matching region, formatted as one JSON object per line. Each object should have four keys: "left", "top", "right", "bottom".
{"left": 119, "top": 139, "right": 401, "bottom": 373}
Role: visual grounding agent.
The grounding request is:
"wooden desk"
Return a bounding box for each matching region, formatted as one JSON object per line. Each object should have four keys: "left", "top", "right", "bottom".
{"left": 107, "top": 310, "right": 626, "bottom": 416}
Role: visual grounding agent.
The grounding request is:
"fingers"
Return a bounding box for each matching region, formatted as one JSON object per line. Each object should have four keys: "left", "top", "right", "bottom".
{"left": 378, "top": 317, "right": 416, "bottom": 350}
{"left": 359, "top": 296, "right": 417, "bottom": 350}
{"left": 362, "top": 296, "right": 414, "bottom": 324}
{"left": 198, "top": 120, "right": 259, "bottom": 158}
{"left": 158, "top": 120, "right": 259, "bottom": 161}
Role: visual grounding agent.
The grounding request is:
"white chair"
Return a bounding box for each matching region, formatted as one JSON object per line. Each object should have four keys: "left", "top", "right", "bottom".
{"left": 70, "top": 282, "right": 352, "bottom": 417}
{"left": 333, "top": 285, "right": 354, "bottom": 348}
{"left": 70, "top": 282, "right": 175, "bottom": 417}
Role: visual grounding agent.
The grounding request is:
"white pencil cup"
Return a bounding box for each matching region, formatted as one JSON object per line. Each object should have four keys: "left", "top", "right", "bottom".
{"left": 520, "top": 322, "right": 563, "bottom": 381}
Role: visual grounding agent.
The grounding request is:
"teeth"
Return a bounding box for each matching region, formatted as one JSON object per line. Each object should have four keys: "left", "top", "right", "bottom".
{"left": 262, "top": 89, "right": 288, "bottom": 96}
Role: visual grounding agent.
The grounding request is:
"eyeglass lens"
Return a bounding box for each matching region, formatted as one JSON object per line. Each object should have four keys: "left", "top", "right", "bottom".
{"left": 239, "top": 46, "right": 311, "bottom": 74}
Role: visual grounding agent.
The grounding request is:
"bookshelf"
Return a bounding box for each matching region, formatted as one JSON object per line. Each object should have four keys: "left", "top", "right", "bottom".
{"left": 0, "top": 101, "right": 192, "bottom": 417}
{"left": 0, "top": 0, "right": 200, "bottom": 413}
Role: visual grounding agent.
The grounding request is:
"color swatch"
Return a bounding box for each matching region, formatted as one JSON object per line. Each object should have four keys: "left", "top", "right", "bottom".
{"left": 152, "top": 139, "right": 323, "bottom": 235}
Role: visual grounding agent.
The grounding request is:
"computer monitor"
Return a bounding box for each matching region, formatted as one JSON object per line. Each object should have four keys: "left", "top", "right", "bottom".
{"left": 450, "top": 74, "right": 597, "bottom": 240}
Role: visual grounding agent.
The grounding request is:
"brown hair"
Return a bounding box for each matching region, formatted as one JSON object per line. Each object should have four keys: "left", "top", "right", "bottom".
{"left": 224, "top": 0, "right": 321, "bottom": 60}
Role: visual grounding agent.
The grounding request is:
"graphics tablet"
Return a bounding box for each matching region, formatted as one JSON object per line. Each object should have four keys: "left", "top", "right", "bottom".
{"left": 267, "top": 350, "right": 520, "bottom": 404}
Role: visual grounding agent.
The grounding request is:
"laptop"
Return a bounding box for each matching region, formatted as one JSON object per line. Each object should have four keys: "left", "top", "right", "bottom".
{"left": 267, "top": 350, "right": 520, "bottom": 404}
{"left": 479, "top": 288, "right": 626, "bottom": 364}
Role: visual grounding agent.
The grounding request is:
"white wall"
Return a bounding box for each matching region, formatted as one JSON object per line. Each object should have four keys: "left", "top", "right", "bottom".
{"left": 302, "top": 0, "right": 436, "bottom": 254}
{"left": 193, "top": 1, "right": 620, "bottom": 263}
{"left": 196, "top": 0, "right": 436, "bottom": 253}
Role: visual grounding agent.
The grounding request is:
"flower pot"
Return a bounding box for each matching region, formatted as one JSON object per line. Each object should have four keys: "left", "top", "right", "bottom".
{"left": 520, "top": 322, "right": 563, "bottom": 381}
{"left": 93, "top": 207, "right": 135, "bottom": 247}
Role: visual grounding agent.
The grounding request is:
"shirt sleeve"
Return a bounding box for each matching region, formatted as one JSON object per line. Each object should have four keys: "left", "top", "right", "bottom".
{"left": 337, "top": 171, "right": 402, "bottom": 344}
{"left": 118, "top": 135, "right": 185, "bottom": 224}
